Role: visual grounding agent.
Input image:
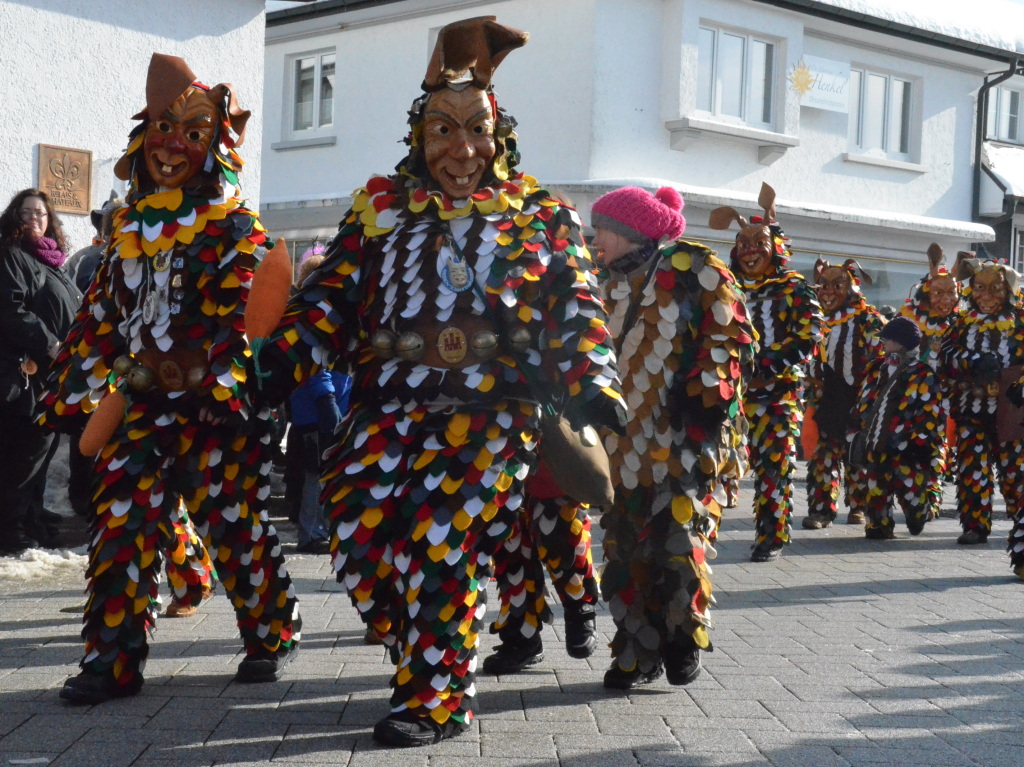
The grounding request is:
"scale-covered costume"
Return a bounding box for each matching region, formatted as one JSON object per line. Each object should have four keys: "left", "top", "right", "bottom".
{"left": 853, "top": 318, "right": 943, "bottom": 536}
{"left": 42, "top": 54, "right": 298, "bottom": 702}
{"left": 588, "top": 186, "right": 755, "bottom": 687}
{"left": 941, "top": 260, "right": 1024, "bottom": 574}
{"left": 710, "top": 187, "right": 823, "bottom": 560}
{"left": 257, "top": 18, "right": 623, "bottom": 743}
{"left": 804, "top": 260, "right": 883, "bottom": 527}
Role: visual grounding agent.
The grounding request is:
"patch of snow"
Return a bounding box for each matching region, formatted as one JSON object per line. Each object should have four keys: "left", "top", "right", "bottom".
{"left": 815, "top": 0, "right": 1024, "bottom": 55}
{"left": 984, "top": 141, "right": 1024, "bottom": 196}
{"left": 0, "top": 546, "right": 87, "bottom": 581}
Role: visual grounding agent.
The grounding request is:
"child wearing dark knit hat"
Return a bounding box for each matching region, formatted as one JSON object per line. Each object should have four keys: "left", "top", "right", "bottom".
{"left": 851, "top": 314, "right": 942, "bottom": 540}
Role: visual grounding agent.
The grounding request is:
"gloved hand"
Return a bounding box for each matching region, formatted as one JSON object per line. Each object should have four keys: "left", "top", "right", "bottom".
{"left": 971, "top": 352, "right": 1001, "bottom": 385}
{"left": 316, "top": 394, "right": 342, "bottom": 438}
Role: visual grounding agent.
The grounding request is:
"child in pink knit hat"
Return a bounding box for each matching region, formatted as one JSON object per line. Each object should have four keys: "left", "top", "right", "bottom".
{"left": 588, "top": 185, "right": 756, "bottom": 691}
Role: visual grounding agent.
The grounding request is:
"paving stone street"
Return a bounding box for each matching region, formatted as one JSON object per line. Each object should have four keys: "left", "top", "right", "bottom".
{"left": 2, "top": 469, "right": 1023, "bottom": 767}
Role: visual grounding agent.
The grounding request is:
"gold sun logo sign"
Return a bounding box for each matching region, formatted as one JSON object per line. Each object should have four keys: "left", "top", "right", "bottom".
{"left": 789, "top": 60, "right": 814, "bottom": 98}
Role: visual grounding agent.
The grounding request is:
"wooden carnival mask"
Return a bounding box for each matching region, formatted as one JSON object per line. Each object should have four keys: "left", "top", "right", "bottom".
{"left": 971, "top": 265, "right": 1011, "bottom": 315}
{"left": 813, "top": 258, "right": 871, "bottom": 315}
{"left": 924, "top": 244, "right": 960, "bottom": 318}
{"left": 144, "top": 86, "right": 218, "bottom": 189}
{"left": 709, "top": 183, "right": 779, "bottom": 280}
{"left": 423, "top": 87, "right": 496, "bottom": 199}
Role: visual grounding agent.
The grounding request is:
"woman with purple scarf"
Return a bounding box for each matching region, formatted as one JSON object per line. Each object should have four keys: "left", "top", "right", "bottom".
{"left": 0, "top": 188, "right": 80, "bottom": 554}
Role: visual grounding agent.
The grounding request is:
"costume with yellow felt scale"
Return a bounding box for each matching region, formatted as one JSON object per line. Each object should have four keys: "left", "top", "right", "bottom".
{"left": 41, "top": 53, "right": 299, "bottom": 704}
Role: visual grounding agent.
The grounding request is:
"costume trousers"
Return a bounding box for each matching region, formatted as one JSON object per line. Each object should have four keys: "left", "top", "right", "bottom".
{"left": 862, "top": 457, "right": 930, "bottom": 533}
{"left": 744, "top": 395, "right": 800, "bottom": 546}
{"left": 955, "top": 420, "right": 1024, "bottom": 535}
{"left": 490, "top": 496, "right": 599, "bottom": 643}
{"left": 325, "top": 401, "right": 534, "bottom": 726}
{"left": 806, "top": 433, "right": 868, "bottom": 518}
{"left": 163, "top": 500, "right": 215, "bottom": 605}
{"left": 601, "top": 485, "right": 718, "bottom": 676}
{"left": 80, "top": 405, "right": 298, "bottom": 688}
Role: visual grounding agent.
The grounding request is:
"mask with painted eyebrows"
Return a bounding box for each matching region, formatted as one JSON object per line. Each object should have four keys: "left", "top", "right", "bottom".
{"left": 143, "top": 86, "right": 218, "bottom": 189}
{"left": 423, "top": 87, "right": 496, "bottom": 199}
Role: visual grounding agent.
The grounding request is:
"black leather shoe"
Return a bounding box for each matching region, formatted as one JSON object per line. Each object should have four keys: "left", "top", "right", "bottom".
{"left": 0, "top": 533, "right": 40, "bottom": 555}
{"left": 664, "top": 637, "right": 702, "bottom": 686}
{"left": 957, "top": 529, "right": 988, "bottom": 545}
{"left": 372, "top": 711, "right": 470, "bottom": 747}
{"left": 563, "top": 601, "right": 598, "bottom": 659}
{"left": 235, "top": 644, "right": 298, "bottom": 683}
{"left": 60, "top": 671, "right": 142, "bottom": 705}
{"left": 750, "top": 542, "right": 783, "bottom": 563}
{"left": 603, "top": 662, "right": 664, "bottom": 690}
{"left": 801, "top": 514, "right": 832, "bottom": 530}
{"left": 295, "top": 539, "right": 330, "bottom": 554}
{"left": 906, "top": 512, "right": 926, "bottom": 536}
{"left": 481, "top": 633, "right": 543, "bottom": 675}
{"left": 865, "top": 526, "right": 896, "bottom": 540}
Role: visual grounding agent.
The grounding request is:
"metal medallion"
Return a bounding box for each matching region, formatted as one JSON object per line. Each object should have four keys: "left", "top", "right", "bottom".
{"left": 437, "top": 327, "right": 468, "bottom": 363}
{"left": 441, "top": 256, "right": 473, "bottom": 293}
{"left": 153, "top": 251, "right": 172, "bottom": 271}
{"left": 142, "top": 291, "right": 158, "bottom": 324}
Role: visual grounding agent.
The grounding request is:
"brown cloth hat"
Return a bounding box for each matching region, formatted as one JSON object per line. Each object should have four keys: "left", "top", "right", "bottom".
{"left": 135, "top": 53, "right": 197, "bottom": 122}
{"left": 423, "top": 16, "right": 528, "bottom": 91}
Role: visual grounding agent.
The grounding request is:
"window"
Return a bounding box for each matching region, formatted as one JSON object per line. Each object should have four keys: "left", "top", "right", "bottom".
{"left": 849, "top": 68, "right": 913, "bottom": 159}
{"left": 1014, "top": 228, "right": 1024, "bottom": 273}
{"left": 291, "top": 52, "right": 335, "bottom": 132}
{"left": 697, "top": 25, "right": 776, "bottom": 129}
{"left": 989, "top": 86, "right": 1023, "bottom": 144}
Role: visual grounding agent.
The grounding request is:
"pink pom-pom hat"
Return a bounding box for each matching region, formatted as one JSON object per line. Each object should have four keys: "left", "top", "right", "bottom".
{"left": 590, "top": 185, "right": 686, "bottom": 244}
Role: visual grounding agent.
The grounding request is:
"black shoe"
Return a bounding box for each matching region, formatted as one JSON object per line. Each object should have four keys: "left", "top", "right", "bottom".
{"left": 0, "top": 533, "right": 40, "bottom": 555}
{"left": 664, "top": 637, "right": 702, "bottom": 686}
{"left": 602, "top": 662, "right": 664, "bottom": 690}
{"left": 295, "top": 538, "right": 330, "bottom": 554}
{"left": 865, "top": 526, "right": 896, "bottom": 540}
{"left": 481, "top": 633, "right": 544, "bottom": 675}
{"left": 906, "top": 513, "right": 926, "bottom": 536}
{"left": 235, "top": 644, "right": 298, "bottom": 683}
{"left": 750, "top": 542, "right": 783, "bottom": 563}
{"left": 847, "top": 511, "right": 866, "bottom": 525}
{"left": 801, "top": 514, "right": 832, "bottom": 530}
{"left": 372, "top": 711, "right": 470, "bottom": 747}
{"left": 957, "top": 529, "right": 988, "bottom": 545}
{"left": 60, "top": 671, "right": 142, "bottom": 705}
{"left": 563, "top": 602, "right": 598, "bottom": 659}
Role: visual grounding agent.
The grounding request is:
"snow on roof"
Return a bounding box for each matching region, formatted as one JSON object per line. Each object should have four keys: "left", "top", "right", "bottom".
{"left": 984, "top": 141, "right": 1024, "bottom": 196}
{"left": 813, "top": 0, "right": 1024, "bottom": 55}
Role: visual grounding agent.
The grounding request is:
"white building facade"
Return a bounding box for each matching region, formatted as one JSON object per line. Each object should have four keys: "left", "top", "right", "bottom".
{"left": 261, "top": 0, "right": 1024, "bottom": 306}
{"left": 0, "top": 0, "right": 268, "bottom": 253}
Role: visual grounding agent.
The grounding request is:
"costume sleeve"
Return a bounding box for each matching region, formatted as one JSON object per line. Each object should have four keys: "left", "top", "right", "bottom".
{"left": 904, "top": 367, "right": 944, "bottom": 459}
{"left": 0, "top": 247, "right": 61, "bottom": 364}
{"left": 258, "top": 214, "right": 363, "bottom": 404}
{"left": 851, "top": 358, "right": 882, "bottom": 434}
{"left": 39, "top": 250, "right": 124, "bottom": 429}
{"left": 538, "top": 205, "right": 624, "bottom": 429}
{"left": 859, "top": 309, "right": 885, "bottom": 364}
{"left": 759, "top": 277, "right": 823, "bottom": 379}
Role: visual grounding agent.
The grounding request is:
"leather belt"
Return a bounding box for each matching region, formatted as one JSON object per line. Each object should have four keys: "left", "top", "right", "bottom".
{"left": 114, "top": 349, "right": 210, "bottom": 393}
{"left": 369, "top": 317, "right": 532, "bottom": 369}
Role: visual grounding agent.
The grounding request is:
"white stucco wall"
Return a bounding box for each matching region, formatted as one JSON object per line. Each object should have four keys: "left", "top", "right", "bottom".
{"left": 0, "top": 0, "right": 266, "bottom": 253}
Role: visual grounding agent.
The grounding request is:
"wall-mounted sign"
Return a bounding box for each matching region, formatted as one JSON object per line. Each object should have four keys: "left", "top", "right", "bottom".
{"left": 789, "top": 55, "right": 850, "bottom": 113}
{"left": 37, "top": 144, "right": 92, "bottom": 214}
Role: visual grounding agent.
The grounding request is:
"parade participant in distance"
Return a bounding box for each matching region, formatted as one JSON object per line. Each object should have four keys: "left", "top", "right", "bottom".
{"left": 709, "top": 185, "right": 823, "bottom": 562}
{"left": 42, "top": 53, "right": 299, "bottom": 704}
{"left": 590, "top": 185, "right": 755, "bottom": 689}
{"left": 803, "top": 258, "right": 883, "bottom": 529}
{"left": 255, "top": 18, "right": 624, "bottom": 746}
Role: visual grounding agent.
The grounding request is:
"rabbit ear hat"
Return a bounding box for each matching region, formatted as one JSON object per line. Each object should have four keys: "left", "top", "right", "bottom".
{"left": 709, "top": 183, "right": 792, "bottom": 267}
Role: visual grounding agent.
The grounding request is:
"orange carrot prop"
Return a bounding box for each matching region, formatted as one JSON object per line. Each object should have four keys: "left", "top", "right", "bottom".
{"left": 245, "top": 237, "right": 292, "bottom": 342}
{"left": 80, "top": 389, "right": 127, "bottom": 457}
{"left": 801, "top": 406, "right": 819, "bottom": 460}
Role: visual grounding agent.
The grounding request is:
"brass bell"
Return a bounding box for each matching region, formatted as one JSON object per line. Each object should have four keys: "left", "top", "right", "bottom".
{"left": 127, "top": 365, "right": 154, "bottom": 392}
{"left": 112, "top": 355, "right": 134, "bottom": 376}
{"left": 508, "top": 326, "right": 532, "bottom": 354}
{"left": 186, "top": 366, "right": 207, "bottom": 390}
{"left": 395, "top": 332, "right": 425, "bottom": 361}
{"left": 471, "top": 331, "right": 499, "bottom": 360}
{"left": 370, "top": 329, "right": 398, "bottom": 359}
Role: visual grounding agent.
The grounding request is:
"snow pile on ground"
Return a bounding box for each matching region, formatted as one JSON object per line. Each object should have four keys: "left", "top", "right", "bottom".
{"left": 0, "top": 546, "right": 87, "bottom": 581}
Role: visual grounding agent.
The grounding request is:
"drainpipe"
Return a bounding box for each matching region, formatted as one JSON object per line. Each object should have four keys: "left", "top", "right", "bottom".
{"left": 972, "top": 59, "right": 1022, "bottom": 244}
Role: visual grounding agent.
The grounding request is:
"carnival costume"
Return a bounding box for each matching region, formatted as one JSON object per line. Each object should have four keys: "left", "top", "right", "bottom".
{"left": 256, "top": 18, "right": 624, "bottom": 746}
{"left": 590, "top": 186, "right": 755, "bottom": 689}
{"left": 941, "top": 260, "right": 1024, "bottom": 577}
{"left": 43, "top": 54, "right": 299, "bottom": 704}
{"left": 804, "top": 259, "right": 883, "bottom": 528}
{"left": 853, "top": 317, "right": 943, "bottom": 537}
{"left": 897, "top": 244, "right": 964, "bottom": 518}
{"left": 710, "top": 186, "right": 823, "bottom": 561}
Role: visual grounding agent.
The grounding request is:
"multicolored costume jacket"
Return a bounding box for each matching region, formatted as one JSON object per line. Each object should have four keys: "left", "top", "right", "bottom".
{"left": 736, "top": 267, "right": 823, "bottom": 545}
{"left": 40, "top": 177, "right": 299, "bottom": 687}
{"left": 941, "top": 308, "right": 1024, "bottom": 557}
{"left": 854, "top": 353, "right": 943, "bottom": 532}
{"left": 806, "top": 298, "right": 883, "bottom": 519}
{"left": 899, "top": 300, "right": 954, "bottom": 371}
{"left": 260, "top": 172, "right": 623, "bottom": 726}
{"left": 600, "top": 239, "right": 755, "bottom": 675}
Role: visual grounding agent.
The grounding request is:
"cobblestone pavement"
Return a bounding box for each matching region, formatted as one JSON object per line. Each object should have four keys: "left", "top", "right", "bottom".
{"left": 2, "top": 474, "right": 1023, "bottom": 767}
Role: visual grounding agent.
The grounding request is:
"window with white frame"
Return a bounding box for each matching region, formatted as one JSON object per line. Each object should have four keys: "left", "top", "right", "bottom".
{"left": 848, "top": 68, "right": 914, "bottom": 160}
{"left": 1014, "top": 228, "right": 1024, "bottom": 273}
{"left": 988, "top": 85, "right": 1024, "bottom": 144}
{"left": 290, "top": 51, "right": 335, "bottom": 133}
{"left": 696, "top": 25, "right": 776, "bottom": 129}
